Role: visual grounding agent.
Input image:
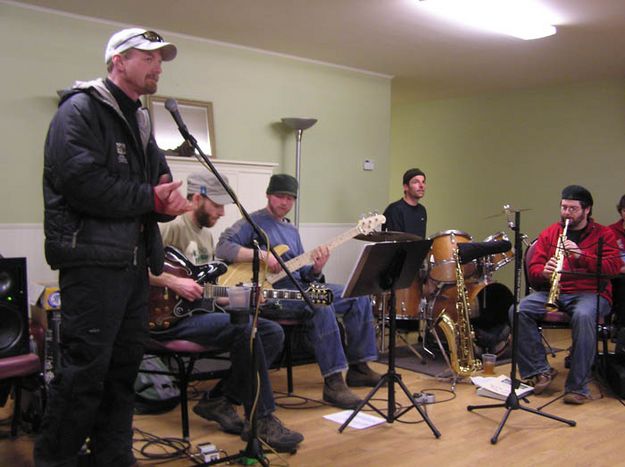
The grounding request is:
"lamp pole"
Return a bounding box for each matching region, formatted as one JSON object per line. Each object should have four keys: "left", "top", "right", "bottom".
{"left": 281, "top": 118, "right": 317, "bottom": 227}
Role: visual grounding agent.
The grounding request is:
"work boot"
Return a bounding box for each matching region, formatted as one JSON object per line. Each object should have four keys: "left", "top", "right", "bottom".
{"left": 528, "top": 367, "right": 558, "bottom": 395}
{"left": 193, "top": 396, "right": 245, "bottom": 434}
{"left": 323, "top": 372, "right": 362, "bottom": 409}
{"left": 346, "top": 362, "right": 383, "bottom": 388}
{"left": 241, "top": 414, "right": 304, "bottom": 453}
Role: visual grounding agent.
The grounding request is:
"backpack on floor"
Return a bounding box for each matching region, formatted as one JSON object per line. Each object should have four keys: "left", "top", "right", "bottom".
{"left": 134, "top": 355, "right": 180, "bottom": 414}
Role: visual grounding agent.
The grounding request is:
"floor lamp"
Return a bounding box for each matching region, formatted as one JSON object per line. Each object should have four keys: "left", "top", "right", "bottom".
{"left": 281, "top": 117, "right": 317, "bottom": 227}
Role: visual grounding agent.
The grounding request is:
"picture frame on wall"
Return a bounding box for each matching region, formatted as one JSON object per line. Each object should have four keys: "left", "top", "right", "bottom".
{"left": 146, "top": 95, "right": 216, "bottom": 157}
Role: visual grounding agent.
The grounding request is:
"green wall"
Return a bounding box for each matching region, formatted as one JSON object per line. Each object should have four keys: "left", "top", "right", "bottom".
{"left": 391, "top": 80, "right": 625, "bottom": 285}
{"left": 0, "top": 3, "right": 391, "bottom": 224}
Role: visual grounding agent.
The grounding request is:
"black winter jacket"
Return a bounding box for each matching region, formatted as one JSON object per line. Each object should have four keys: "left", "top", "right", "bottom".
{"left": 43, "top": 78, "right": 173, "bottom": 273}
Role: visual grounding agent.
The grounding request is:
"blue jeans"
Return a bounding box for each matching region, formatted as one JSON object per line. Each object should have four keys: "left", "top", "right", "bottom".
{"left": 278, "top": 282, "right": 378, "bottom": 377}
{"left": 154, "top": 311, "right": 284, "bottom": 417}
{"left": 511, "top": 291, "right": 610, "bottom": 395}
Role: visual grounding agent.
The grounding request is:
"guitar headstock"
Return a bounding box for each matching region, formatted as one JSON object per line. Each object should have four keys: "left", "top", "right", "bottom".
{"left": 306, "top": 284, "right": 334, "bottom": 306}
{"left": 357, "top": 213, "right": 386, "bottom": 235}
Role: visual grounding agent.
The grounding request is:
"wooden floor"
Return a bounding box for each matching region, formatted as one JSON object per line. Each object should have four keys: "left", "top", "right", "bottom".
{"left": 2, "top": 328, "right": 624, "bottom": 466}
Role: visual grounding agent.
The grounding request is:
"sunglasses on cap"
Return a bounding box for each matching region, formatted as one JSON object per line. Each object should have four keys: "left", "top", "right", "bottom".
{"left": 114, "top": 30, "right": 164, "bottom": 49}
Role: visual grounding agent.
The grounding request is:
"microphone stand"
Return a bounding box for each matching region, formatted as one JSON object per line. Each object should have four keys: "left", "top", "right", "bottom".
{"left": 165, "top": 101, "right": 314, "bottom": 463}
{"left": 467, "top": 209, "right": 576, "bottom": 444}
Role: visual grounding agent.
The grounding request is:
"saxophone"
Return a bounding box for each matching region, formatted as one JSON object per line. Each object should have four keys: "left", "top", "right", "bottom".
{"left": 546, "top": 219, "right": 570, "bottom": 312}
{"left": 435, "top": 234, "right": 482, "bottom": 376}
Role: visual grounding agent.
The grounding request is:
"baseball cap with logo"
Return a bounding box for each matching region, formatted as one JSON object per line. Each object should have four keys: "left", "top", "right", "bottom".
{"left": 187, "top": 172, "right": 234, "bottom": 205}
{"left": 105, "top": 28, "right": 177, "bottom": 64}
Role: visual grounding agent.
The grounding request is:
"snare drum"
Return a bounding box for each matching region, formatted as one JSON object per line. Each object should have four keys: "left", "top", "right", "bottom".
{"left": 373, "top": 278, "right": 424, "bottom": 320}
{"left": 482, "top": 231, "right": 514, "bottom": 274}
{"left": 428, "top": 230, "right": 477, "bottom": 283}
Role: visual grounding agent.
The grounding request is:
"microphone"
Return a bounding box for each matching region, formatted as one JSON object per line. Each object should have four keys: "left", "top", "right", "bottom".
{"left": 458, "top": 240, "right": 512, "bottom": 264}
{"left": 503, "top": 204, "right": 514, "bottom": 229}
{"left": 164, "top": 98, "right": 192, "bottom": 140}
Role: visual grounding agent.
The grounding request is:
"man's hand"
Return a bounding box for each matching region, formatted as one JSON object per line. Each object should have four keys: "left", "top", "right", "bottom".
{"left": 154, "top": 178, "right": 191, "bottom": 216}
{"left": 562, "top": 239, "right": 582, "bottom": 259}
{"left": 171, "top": 276, "right": 203, "bottom": 302}
{"left": 542, "top": 256, "right": 558, "bottom": 280}
{"left": 310, "top": 245, "right": 330, "bottom": 275}
{"left": 261, "top": 250, "right": 281, "bottom": 273}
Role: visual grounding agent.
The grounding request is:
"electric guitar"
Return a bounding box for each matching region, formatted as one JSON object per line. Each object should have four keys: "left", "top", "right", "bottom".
{"left": 217, "top": 213, "right": 386, "bottom": 287}
{"left": 149, "top": 247, "right": 333, "bottom": 332}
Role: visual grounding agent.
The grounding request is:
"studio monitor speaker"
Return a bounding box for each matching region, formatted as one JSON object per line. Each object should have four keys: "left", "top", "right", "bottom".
{"left": 0, "top": 257, "right": 30, "bottom": 358}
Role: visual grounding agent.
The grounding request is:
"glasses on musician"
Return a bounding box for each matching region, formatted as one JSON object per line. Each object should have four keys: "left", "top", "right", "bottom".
{"left": 114, "top": 31, "right": 164, "bottom": 49}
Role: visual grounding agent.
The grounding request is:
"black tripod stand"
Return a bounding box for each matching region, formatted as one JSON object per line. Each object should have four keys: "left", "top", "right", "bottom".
{"left": 467, "top": 209, "right": 576, "bottom": 444}
{"left": 338, "top": 240, "right": 440, "bottom": 437}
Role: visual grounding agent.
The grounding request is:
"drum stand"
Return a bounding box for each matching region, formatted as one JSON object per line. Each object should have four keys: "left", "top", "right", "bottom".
{"left": 467, "top": 209, "right": 576, "bottom": 444}
{"left": 338, "top": 240, "right": 440, "bottom": 437}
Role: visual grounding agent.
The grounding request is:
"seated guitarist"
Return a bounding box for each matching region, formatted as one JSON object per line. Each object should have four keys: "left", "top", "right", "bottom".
{"left": 149, "top": 172, "right": 303, "bottom": 453}
{"left": 216, "top": 174, "right": 381, "bottom": 409}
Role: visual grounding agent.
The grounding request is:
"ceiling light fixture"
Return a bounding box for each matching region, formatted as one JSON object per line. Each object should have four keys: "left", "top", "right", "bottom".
{"left": 417, "top": 0, "right": 557, "bottom": 40}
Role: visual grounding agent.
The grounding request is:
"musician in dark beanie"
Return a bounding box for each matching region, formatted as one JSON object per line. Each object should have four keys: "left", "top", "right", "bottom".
{"left": 383, "top": 168, "right": 427, "bottom": 238}
{"left": 217, "top": 174, "right": 381, "bottom": 409}
{"left": 513, "top": 185, "right": 622, "bottom": 404}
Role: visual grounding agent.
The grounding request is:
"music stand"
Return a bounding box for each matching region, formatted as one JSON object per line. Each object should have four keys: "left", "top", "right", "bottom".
{"left": 338, "top": 239, "right": 440, "bottom": 438}
{"left": 467, "top": 209, "right": 575, "bottom": 444}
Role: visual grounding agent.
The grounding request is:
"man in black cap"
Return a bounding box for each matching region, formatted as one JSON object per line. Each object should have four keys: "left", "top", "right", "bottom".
{"left": 382, "top": 168, "right": 427, "bottom": 238}
{"left": 514, "top": 185, "right": 623, "bottom": 404}
{"left": 216, "top": 174, "right": 381, "bottom": 409}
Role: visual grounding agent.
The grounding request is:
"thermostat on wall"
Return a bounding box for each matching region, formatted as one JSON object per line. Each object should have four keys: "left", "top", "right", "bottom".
{"left": 363, "top": 159, "right": 375, "bottom": 171}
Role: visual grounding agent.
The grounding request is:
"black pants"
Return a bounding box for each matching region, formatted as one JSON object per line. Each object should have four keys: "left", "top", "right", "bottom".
{"left": 34, "top": 262, "right": 148, "bottom": 467}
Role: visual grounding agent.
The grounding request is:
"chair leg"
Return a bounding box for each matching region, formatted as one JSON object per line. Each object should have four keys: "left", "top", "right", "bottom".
{"left": 284, "top": 327, "right": 295, "bottom": 395}
{"left": 540, "top": 326, "right": 557, "bottom": 357}
{"left": 173, "top": 354, "right": 192, "bottom": 440}
{"left": 10, "top": 381, "right": 20, "bottom": 438}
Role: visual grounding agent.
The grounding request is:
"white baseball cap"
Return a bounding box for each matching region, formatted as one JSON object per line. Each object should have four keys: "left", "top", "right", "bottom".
{"left": 105, "top": 28, "right": 177, "bottom": 64}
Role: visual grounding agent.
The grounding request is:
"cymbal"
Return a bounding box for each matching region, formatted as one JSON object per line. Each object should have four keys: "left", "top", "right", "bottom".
{"left": 484, "top": 208, "right": 532, "bottom": 220}
{"left": 354, "top": 231, "right": 423, "bottom": 242}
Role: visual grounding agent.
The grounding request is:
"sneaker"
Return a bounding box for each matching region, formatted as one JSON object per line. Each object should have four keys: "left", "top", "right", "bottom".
{"left": 563, "top": 392, "right": 592, "bottom": 405}
{"left": 323, "top": 373, "right": 362, "bottom": 409}
{"left": 346, "top": 363, "right": 383, "bottom": 388}
{"left": 528, "top": 368, "right": 558, "bottom": 395}
{"left": 241, "top": 414, "right": 304, "bottom": 453}
{"left": 192, "top": 396, "right": 244, "bottom": 434}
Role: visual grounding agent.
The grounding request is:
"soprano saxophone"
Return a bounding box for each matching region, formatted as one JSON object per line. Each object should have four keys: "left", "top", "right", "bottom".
{"left": 545, "top": 218, "right": 570, "bottom": 312}
{"left": 436, "top": 234, "right": 482, "bottom": 376}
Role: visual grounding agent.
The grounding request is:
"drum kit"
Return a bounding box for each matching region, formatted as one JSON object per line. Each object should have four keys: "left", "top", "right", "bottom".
{"left": 370, "top": 229, "right": 515, "bottom": 366}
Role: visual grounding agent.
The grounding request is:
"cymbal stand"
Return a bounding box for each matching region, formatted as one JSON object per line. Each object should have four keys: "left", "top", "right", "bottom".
{"left": 467, "top": 209, "right": 576, "bottom": 444}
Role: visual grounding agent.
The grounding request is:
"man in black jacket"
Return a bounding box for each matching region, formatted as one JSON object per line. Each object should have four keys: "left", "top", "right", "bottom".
{"left": 36, "top": 28, "right": 189, "bottom": 467}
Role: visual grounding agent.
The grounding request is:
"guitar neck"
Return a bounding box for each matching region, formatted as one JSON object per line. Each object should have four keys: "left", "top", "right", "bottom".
{"left": 266, "top": 225, "right": 362, "bottom": 284}
{"left": 204, "top": 284, "right": 230, "bottom": 298}
{"left": 204, "top": 284, "right": 312, "bottom": 302}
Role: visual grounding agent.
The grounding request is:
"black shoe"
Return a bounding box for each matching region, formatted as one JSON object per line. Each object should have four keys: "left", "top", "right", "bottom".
{"left": 241, "top": 414, "right": 304, "bottom": 453}
{"left": 346, "top": 363, "right": 383, "bottom": 388}
{"left": 323, "top": 373, "right": 362, "bottom": 409}
{"left": 193, "top": 396, "right": 244, "bottom": 434}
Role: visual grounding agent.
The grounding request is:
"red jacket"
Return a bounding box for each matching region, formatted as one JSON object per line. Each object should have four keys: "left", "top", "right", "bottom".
{"left": 529, "top": 219, "right": 623, "bottom": 304}
{"left": 609, "top": 220, "right": 625, "bottom": 253}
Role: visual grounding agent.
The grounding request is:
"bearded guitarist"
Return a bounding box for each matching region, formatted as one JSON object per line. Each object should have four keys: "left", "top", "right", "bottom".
{"left": 216, "top": 173, "right": 383, "bottom": 410}
{"left": 149, "top": 172, "right": 302, "bottom": 452}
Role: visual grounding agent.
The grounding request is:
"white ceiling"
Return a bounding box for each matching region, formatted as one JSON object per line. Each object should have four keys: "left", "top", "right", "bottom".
{"left": 13, "top": 0, "right": 625, "bottom": 100}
